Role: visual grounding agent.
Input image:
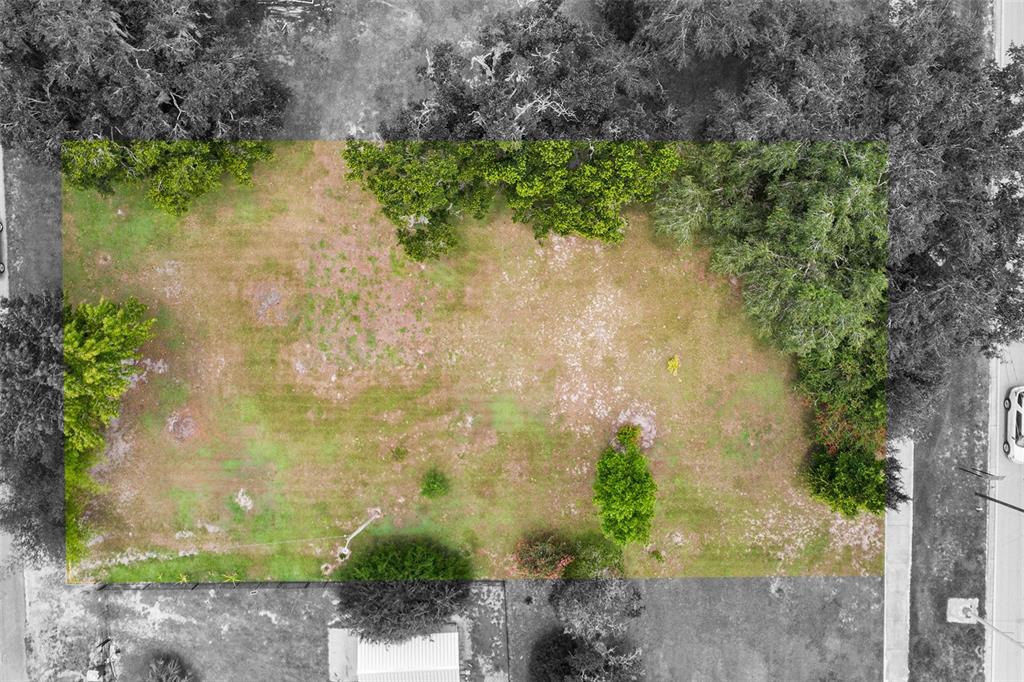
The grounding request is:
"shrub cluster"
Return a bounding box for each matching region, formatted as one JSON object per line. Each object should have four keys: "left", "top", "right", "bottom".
{"left": 334, "top": 536, "right": 473, "bottom": 644}
{"left": 514, "top": 530, "right": 625, "bottom": 579}
{"left": 343, "top": 140, "right": 679, "bottom": 260}
{"left": 64, "top": 298, "right": 155, "bottom": 563}
{"left": 593, "top": 426, "right": 657, "bottom": 545}
{"left": 62, "top": 140, "right": 273, "bottom": 215}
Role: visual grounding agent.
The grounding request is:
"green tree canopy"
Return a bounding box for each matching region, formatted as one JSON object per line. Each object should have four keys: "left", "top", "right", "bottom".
{"left": 643, "top": 1, "right": 1024, "bottom": 435}
{"left": 343, "top": 140, "right": 679, "bottom": 259}
{"left": 656, "top": 142, "right": 889, "bottom": 458}
{"left": 61, "top": 140, "right": 273, "bottom": 215}
{"left": 0, "top": 0, "right": 287, "bottom": 149}
{"left": 382, "top": 0, "right": 669, "bottom": 140}
{"left": 0, "top": 293, "right": 64, "bottom": 567}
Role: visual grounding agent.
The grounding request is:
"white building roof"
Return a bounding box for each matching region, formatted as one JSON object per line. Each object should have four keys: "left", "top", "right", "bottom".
{"left": 328, "top": 627, "right": 460, "bottom": 682}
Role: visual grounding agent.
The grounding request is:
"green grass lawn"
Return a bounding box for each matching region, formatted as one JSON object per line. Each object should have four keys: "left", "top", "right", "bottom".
{"left": 63, "top": 142, "right": 883, "bottom": 581}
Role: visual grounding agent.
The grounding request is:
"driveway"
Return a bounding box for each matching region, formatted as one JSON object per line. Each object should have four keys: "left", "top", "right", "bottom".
{"left": 985, "top": 343, "right": 1024, "bottom": 681}
{"left": 0, "top": 534, "right": 29, "bottom": 682}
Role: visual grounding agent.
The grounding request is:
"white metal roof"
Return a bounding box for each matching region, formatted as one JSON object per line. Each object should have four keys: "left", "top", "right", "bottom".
{"left": 358, "top": 631, "right": 459, "bottom": 682}
{"left": 328, "top": 628, "right": 460, "bottom": 682}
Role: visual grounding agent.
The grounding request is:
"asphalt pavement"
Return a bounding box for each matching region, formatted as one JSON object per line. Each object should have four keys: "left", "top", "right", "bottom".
{"left": 995, "top": 0, "right": 1024, "bottom": 67}
{"left": 985, "top": 343, "right": 1024, "bottom": 681}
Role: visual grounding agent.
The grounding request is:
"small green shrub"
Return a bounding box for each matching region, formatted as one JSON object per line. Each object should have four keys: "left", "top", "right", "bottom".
{"left": 391, "top": 445, "right": 409, "bottom": 462}
{"left": 562, "top": 532, "right": 624, "bottom": 579}
{"left": 593, "top": 426, "right": 657, "bottom": 546}
{"left": 146, "top": 653, "right": 194, "bottom": 682}
{"left": 420, "top": 467, "right": 451, "bottom": 498}
{"left": 807, "top": 446, "right": 886, "bottom": 517}
{"left": 514, "top": 531, "right": 575, "bottom": 578}
{"left": 334, "top": 536, "right": 473, "bottom": 644}
{"left": 333, "top": 536, "right": 472, "bottom": 582}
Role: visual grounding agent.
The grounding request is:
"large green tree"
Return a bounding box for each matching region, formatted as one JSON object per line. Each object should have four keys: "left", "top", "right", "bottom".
{"left": 0, "top": 0, "right": 288, "bottom": 150}
{"left": 380, "top": 0, "right": 669, "bottom": 140}
{"left": 656, "top": 142, "right": 889, "bottom": 449}
{"left": 344, "top": 140, "right": 679, "bottom": 259}
{"left": 0, "top": 293, "right": 64, "bottom": 567}
{"left": 645, "top": 1, "right": 1024, "bottom": 435}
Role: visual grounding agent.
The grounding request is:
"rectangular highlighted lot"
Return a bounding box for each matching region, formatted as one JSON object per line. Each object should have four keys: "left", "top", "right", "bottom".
{"left": 62, "top": 141, "right": 888, "bottom": 582}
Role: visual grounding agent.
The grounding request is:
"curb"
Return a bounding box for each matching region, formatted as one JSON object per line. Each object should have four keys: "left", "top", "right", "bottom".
{"left": 883, "top": 437, "right": 915, "bottom": 682}
{"left": 984, "top": 355, "right": 999, "bottom": 681}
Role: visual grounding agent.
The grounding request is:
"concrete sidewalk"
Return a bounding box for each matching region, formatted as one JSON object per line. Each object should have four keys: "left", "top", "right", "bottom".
{"left": 884, "top": 439, "right": 914, "bottom": 682}
{"left": 984, "top": 347, "right": 1024, "bottom": 682}
{"left": 0, "top": 144, "right": 30, "bottom": 682}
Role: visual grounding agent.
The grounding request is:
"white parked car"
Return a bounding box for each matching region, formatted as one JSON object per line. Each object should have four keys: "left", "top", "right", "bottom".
{"left": 1004, "top": 386, "right": 1024, "bottom": 464}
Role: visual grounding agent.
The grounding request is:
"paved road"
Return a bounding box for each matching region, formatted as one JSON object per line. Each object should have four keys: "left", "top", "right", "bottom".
{"left": 0, "top": 145, "right": 31, "bottom": 682}
{"left": 984, "top": 3, "right": 1024, "bottom": 680}
{"left": 995, "top": 0, "right": 1024, "bottom": 67}
{"left": 985, "top": 343, "right": 1024, "bottom": 681}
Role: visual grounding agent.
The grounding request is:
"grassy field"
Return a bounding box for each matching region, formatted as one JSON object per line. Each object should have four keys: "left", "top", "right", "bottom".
{"left": 63, "top": 142, "right": 883, "bottom": 581}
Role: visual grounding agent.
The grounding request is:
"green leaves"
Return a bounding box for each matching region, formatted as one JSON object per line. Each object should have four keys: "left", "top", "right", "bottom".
{"left": 420, "top": 467, "right": 452, "bottom": 499}
{"left": 807, "top": 446, "right": 886, "bottom": 517}
{"left": 343, "top": 141, "right": 493, "bottom": 260}
{"left": 655, "top": 142, "right": 890, "bottom": 514}
{"left": 494, "top": 141, "right": 681, "bottom": 242}
{"left": 593, "top": 426, "right": 657, "bottom": 546}
{"left": 335, "top": 536, "right": 473, "bottom": 582}
{"left": 0, "top": 293, "right": 64, "bottom": 565}
{"left": 64, "top": 297, "right": 155, "bottom": 563}
{"left": 1, "top": 0, "right": 286, "bottom": 148}
{"left": 61, "top": 140, "right": 273, "bottom": 215}
{"left": 658, "top": 142, "right": 889, "bottom": 469}
{"left": 343, "top": 140, "right": 679, "bottom": 259}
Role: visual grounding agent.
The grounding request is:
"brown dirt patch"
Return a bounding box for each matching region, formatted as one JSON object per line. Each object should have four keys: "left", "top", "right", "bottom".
{"left": 247, "top": 280, "right": 292, "bottom": 326}
{"left": 165, "top": 410, "right": 199, "bottom": 442}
